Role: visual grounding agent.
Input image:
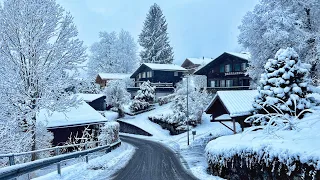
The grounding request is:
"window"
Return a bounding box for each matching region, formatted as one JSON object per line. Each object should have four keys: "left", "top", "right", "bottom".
{"left": 142, "top": 72, "right": 146, "bottom": 78}
{"left": 146, "top": 72, "right": 150, "bottom": 78}
{"left": 210, "top": 80, "right": 215, "bottom": 87}
{"left": 149, "top": 71, "right": 153, "bottom": 77}
{"left": 220, "top": 64, "right": 224, "bottom": 73}
{"left": 174, "top": 72, "right": 178, "bottom": 76}
{"left": 220, "top": 80, "right": 225, "bottom": 87}
{"left": 225, "top": 64, "right": 231, "bottom": 72}
{"left": 138, "top": 73, "right": 141, "bottom": 79}
{"left": 234, "top": 64, "right": 241, "bottom": 71}
{"left": 241, "top": 63, "right": 247, "bottom": 71}
{"left": 226, "top": 80, "right": 233, "bottom": 87}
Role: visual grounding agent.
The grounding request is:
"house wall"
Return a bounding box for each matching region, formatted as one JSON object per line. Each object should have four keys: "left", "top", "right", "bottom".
{"left": 87, "top": 96, "right": 106, "bottom": 111}
{"left": 207, "top": 97, "right": 228, "bottom": 120}
{"left": 95, "top": 75, "right": 106, "bottom": 87}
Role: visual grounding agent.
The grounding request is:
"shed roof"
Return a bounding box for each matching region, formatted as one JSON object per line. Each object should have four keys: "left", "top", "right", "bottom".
{"left": 186, "top": 58, "right": 212, "bottom": 65}
{"left": 77, "top": 93, "right": 105, "bottom": 102}
{"left": 38, "top": 100, "right": 108, "bottom": 128}
{"left": 98, "top": 73, "right": 131, "bottom": 80}
{"left": 206, "top": 90, "right": 258, "bottom": 117}
{"left": 144, "top": 63, "right": 187, "bottom": 71}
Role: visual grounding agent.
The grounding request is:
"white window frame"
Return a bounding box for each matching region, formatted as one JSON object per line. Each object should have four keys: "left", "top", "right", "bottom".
{"left": 174, "top": 72, "right": 178, "bottom": 76}
{"left": 142, "top": 72, "right": 146, "bottom": 78}
{"left": 220, "top": 80, "right": 225, "bottom": 87}
{"left": 225, "top": 64, "right": 231, "bottom": 72}
{"left": 241, "top": 63, "right": 247, "bottom": 71}
{"left": 149, "top": 71, "right": 153, "bottom": 78}
{"left": 138, "top": 73, "right": 141, "bottom": 79}
{"left": 226, "top": 80, "right": 233, "bottom": 87}
{"left": 210, "top": 80, "right": 215, "bottom": 87}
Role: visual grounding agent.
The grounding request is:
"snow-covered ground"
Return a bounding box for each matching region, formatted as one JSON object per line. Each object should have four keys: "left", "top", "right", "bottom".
{"left": 118, "top": 103, "right": 242, "bottom": 180}
{"left": 205, "top": 112, "right": 320, "bottom": 173}
{"left": 33, "top": 142, "right": 135, "bottom": 180}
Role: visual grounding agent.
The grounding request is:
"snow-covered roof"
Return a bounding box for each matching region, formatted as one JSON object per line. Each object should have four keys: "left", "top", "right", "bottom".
{"left": 206, "top": 90, "right": 258, "bottom": 117}
{"left": 215, "top": 114, "right": 232, "bottom": 121}
{"left": 37, "top": 101, "right": 108, "bottom": 128}
{"left": 77, "top": 93, "right": 105, "bottom": 102}
{"left": 144, "top": 63, "right": 187, "bottom": 71}
{"left": 225, "top": 52, "right": 251, "bottom": 60}
{"left": 186, "top": 58, "right": 212, "bottom": 65}
{"left": 98, "top": 73, "right": 131, "bottom": 80}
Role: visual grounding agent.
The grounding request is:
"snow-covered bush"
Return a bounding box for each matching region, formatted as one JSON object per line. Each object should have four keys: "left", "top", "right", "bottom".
{"left": 98, "top": 122, "right": 120, "bottom": 146}
{"left": 63, "top": 126, "right": 97, "bottom": 152}
{"left": 104, "top": 80, "right": 131, "bottom": 117}
{"left": 246, "top": 48, "right": 317, "bottom": 132}
{"left": 157, "top": 94, "right": 175, "bottom": 106}
{"left": 135, "top": 81, "right": 156, "bottom": 103}
{"left": 129, "top": 99, "right": 150, "bottom": 113}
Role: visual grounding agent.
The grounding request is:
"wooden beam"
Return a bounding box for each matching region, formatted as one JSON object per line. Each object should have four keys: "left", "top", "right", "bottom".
{"left": 217, "top": 121, "right": 234, "bottom": 132}
{"left": 232, "top": 118, "right": 236, "bottom": 134}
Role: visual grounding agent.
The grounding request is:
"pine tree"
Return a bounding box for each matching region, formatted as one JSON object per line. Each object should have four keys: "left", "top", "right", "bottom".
{"left": 139, "top": 3, "right": 174, "bottom": 64}
{"left": 134, "top": 81, "right": 156, "bottom": 103}
{"left": 253, "top": 48, "right": 313, "bottom": 121}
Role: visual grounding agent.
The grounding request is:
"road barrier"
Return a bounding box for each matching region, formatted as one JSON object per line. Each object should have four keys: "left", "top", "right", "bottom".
{"left": 0, "top": 141, "right": 121, "bottom": 179}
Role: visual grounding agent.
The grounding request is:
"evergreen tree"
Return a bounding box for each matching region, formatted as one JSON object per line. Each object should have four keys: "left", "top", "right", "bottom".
{"left": 134, "top": 81, "right": 156, "bottom": 103}
{"left": 139, "top": 3, "right": 174, "bottom": 64}
{"left": 253, "top": 48, "right": 313, "bottom": 122}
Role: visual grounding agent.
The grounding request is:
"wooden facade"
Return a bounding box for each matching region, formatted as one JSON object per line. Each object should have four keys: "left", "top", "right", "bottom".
{"left": 194, "top": 52, "right": 251, "bottom": 93}
{"left": 86, "top": 96, "right": 106, "bottom": 111}
{"left": 130, "top": 64, "right": 187, "bottom": 87}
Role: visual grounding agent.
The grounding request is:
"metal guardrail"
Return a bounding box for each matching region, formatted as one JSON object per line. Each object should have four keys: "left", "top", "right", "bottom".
{"left": 0, "top": 141, "right": 121, "bottom": 179}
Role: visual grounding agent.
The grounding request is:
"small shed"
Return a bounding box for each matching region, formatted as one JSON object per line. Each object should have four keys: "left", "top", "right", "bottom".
{"left": 38, "top": 100, "right": 108, "bottom": 146}
{"left": 205, "top": 90, "right": 258, "bottom": 133}
{"left": 77, "top": 93, "right": 106, "bottom": 111}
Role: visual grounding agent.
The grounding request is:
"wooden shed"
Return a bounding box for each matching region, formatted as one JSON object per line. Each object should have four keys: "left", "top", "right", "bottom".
{"left": 205, "top": 90, "right": 258, "bottom": 134}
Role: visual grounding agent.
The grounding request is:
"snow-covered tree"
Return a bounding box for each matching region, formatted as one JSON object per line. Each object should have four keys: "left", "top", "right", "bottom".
{"left": 88, "top": 30, "right": 138, "bottom": 79}
{"left": 0, "top": 0, "right": 86, "bottom": 160}
{"left": 134, "top": 81, "right": 156, "bottom": 103}
{"left": 139, "top": 3, "right": 174, "bottom": 64}
{"left": 251, "top": 48, "right": 313, "bottom": 125}
{"left": 172, "top": 78, "right": 210, "bottom": 125}
{"left": 238, "top": 0, "right": 320, "bottom": 85}
{"left": 98, "top": 122, "right": 120, "bottom": 146}
{"left": 104, "top": 80, "right": 131, "bottom": 117}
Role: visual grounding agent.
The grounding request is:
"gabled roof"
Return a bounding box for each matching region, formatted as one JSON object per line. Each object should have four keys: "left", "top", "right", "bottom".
{"left": 98, "top": 73, "right": 131, "bottom": 80}
{"left": 38, "top": 100, "right": 108, "bottom": 128}
{"left": 205, "top": 90, "right": 258, "bottom": 117}
{"left": 194, "top": 52, "right": 250, "bottom": 75}
{"left": 77, "top": 93, "right": 105, "bottom": 103}
{"left": 186, "top": 58, "right": 212, "bottom": 65}
{"left": 131, "top": 63, "right": 187, "bottom": 78}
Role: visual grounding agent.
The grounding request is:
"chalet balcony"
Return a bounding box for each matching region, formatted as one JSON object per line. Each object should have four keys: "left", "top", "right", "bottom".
{"left": 206, "top": 86, "right": 250, "bottom": 93}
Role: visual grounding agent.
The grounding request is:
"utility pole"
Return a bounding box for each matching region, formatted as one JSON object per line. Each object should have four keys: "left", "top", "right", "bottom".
{"left": 186, "top": 76, "right": 189, "bottom": 146}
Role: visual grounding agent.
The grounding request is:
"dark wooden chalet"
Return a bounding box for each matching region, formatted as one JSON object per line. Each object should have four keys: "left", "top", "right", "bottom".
{"left": 130, "top": 63, "right": 188, "bottom": 87}
{"left": 95, "top": 73, "right": 131, "bottom": 87}
{"left": 205, "top": 90, "right": 258, "bottom": 133}
{"left": 181, "top": 57, "right": 212, "bottom": 73}
{"left": 194, "top": 52, "right": 251, "bottom": 93}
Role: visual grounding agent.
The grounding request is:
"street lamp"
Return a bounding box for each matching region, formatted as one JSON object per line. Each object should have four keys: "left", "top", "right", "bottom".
{"left": 186, "top": 76, "right": 190, "bottom": 146}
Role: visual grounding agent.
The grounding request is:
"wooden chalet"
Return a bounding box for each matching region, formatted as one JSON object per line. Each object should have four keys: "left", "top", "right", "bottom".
{"left": 95, "top": 73, "right": 131, "bottom": 87}
{"left": 130, "top": 63, "right": 188, "bottom": 87}
{"left": 205, "top": 90, "right": 258, "bottom": 134}
{"left": 77, "top": 93, "right": 106, "bottom": 111}
{"left": 38, "top": 101, "right": 108, "bottom": 146}
{"left": 194, "top": 52, "right": 251, "bottom": 93}
{"left": 181, "top": 57, "right": 212, "bottom": 73}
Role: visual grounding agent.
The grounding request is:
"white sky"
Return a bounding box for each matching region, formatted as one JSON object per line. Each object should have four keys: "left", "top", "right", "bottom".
{"left": 57, "top": 0, "right": 258, "bottom": 65}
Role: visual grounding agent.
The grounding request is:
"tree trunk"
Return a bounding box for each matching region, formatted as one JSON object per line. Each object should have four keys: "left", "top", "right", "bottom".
{"left": 31, "top": 116, "right": 37, "bottom": 161}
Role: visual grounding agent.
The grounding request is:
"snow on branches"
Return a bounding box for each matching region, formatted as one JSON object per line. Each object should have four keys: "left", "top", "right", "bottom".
{"left": 239, "top": 0, "right": 320, "bottom": 85}
{"left": 88, "top": 30, "right": 139, "bottom": 79}
{"left": 139, "top": 3, "right": 174, "bottom": 64}
{"left": 135, "top": 81, "right": 156, "bottom": 103}
{"left": 246, "top": 48, "right": 316, "bottom": 132}
{"left": 0, "top": 0, "right": 86, "bottom": 158}
{"left": 104, "top": 80, "right": 131, "bottom": 117}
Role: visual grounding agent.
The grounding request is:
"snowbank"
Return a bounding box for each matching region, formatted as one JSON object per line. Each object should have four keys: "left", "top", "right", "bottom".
{"left": 205, "top": 112, "right": 320, "bottom": 178}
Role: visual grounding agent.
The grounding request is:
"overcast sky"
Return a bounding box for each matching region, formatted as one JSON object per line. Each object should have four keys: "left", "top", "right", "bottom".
{"left": 57, "top": 0, "right": 258, "bottom": 65}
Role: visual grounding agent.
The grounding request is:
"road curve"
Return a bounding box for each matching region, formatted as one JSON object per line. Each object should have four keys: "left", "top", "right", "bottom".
{"left": 111, "top": 135, "right": 198, "bottom": 180}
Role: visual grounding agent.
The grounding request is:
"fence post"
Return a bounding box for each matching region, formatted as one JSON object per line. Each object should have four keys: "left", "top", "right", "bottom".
{"left": 57, "top": 162, "right": 61, "bottom": 175}
{"left": 9, "top": 154, "right": 15, "bottom": 166}
{"left": 85, "top": 143, "right": 89, "bottom": 163}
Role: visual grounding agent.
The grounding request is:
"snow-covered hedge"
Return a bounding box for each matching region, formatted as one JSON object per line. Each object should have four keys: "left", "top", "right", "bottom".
{"left": 205, "top": 113, "right": 320, "bottom": 179}
{"left": 129, "top": 99, "right": 150, "bottom": 113}
{"left": 157, "top": 94, "right": 175, "bottom": 106}
{"left": 98, "top": 122, "right": 120, "bottom": 145}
